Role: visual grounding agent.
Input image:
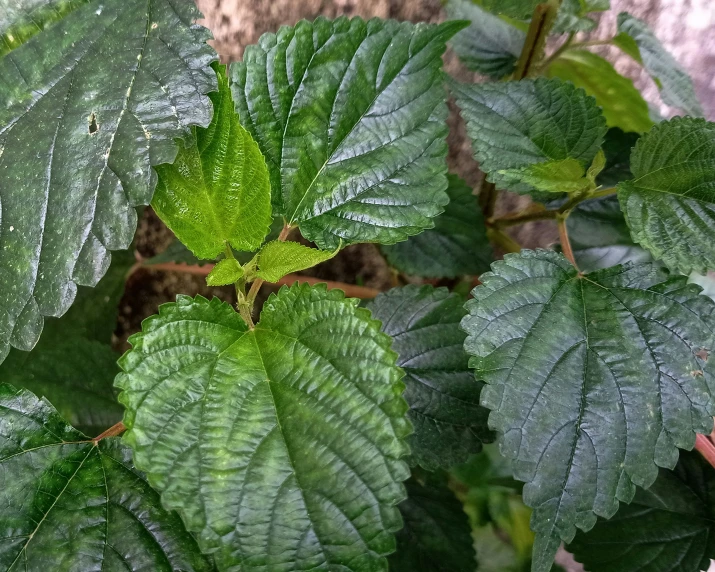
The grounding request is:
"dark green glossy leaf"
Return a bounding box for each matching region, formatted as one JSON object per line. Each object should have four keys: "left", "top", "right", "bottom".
{"left": 389, "top": 471, "right": 476, "bottom": 572}
{"left": 546, "top": 50, "right": 652, "bottom": 133}
{"left": 116, "top": 287, "right": 411, "bottom": 571}
{"left": 452, "top": 77, "right": 606, "bottom": 196}
{"left": 0, "top": 249, "right": 134, "bottom": 434}
{"left": 597, "top": 127, "right": 640, "bottom": 188}
{"left": 568, "top": 196, "right": 651, "bottom": 272}
{"left": 569, "top": 450, "right": 715, "bottom": 571}
{"left": 617, "top": 12, "right": 703, "bottom": 117}
{"left": 231, "top": 17, "right": 464, "bottom": 249}
{"left": 153, "top": 65, "right": 272, "bottom": 259}
{"left": 618, "top": 117, "right": 715, "bottom": 274}
{"left": 0, "top": 383, "right": 212, "bottom": 571}
{"left": 446, "top": 0, "right": 526, "bottom": 79}
{"left": 367, "top": 285, "right": 491, "bottom": 470}
{"left": 462, "top": 249, "right": 715, "bottom": 572}
{"left": 0, "top": 0, "right": 217, "bottom": 362}
{"left": 380, "top": 175, "right": 492, "bottom": 278}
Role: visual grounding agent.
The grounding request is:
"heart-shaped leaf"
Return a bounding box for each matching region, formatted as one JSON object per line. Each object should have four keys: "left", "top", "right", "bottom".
{"left": 0, "top": 384, "right": 211, "bottom": 571}
{"left": 368, "top": 285, "right": 492, "bottom": 470}
{"left": 452, "top": 78, "right": 606, "bottom": 196}
{"left": 0, "top": 0, "right": 217, "bottom": 362}
{"left": 618, "top": 117, "right": 715, "bottom": 274}
{"left": 231, "top": 17, "right": 465, "bottom": 249}
{"left": 462, "top": 249, "right": 715, "bottom": 572}
{"left": 116, "top": 287, "right": 411, "bottom": 571}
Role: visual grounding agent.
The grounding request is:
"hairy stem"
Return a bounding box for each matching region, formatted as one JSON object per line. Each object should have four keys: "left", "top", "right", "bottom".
{"left": 93, "top": 421, "right": 126, "bottom": 444}
{"left": 490, "top": 187, "right": 618, "bottom": 228}
{"left": 558, "top": 215, "right": 578, "bottom": 268}
{"left": 512, "top": 0, "right": 563, "bottom": 80}
{"left": 695, "top": 433, "right": 715, "bottom": 470}
{"left": 479, "top": 180, "right": 498, "bottom": 219}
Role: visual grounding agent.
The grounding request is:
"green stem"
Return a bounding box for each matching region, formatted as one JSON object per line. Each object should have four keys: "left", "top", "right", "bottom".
{"left": 490, "top": 187, "right": 617, "bottom": 228}
{"left": 540, "top": 31, "right": 575, "bottom": 70}
{"left": 479, "top": 180, "right": 498, "bottom": 219}
{"left": 487, "top": 228, "right": 522, "bottom": 254}
{"left": 570, "top": 38, "right": 615, "bottom": 49}
{"left": 512, "top": 0, "right": 564, "bottom": 80}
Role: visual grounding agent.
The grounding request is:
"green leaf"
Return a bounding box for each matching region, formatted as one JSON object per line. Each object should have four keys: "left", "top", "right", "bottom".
{"left": 452, "top": 77, "right": 606, "bottom": 196}
{"left": 144, "top": 237, "right": 209, "bottom": 266}
{"left": 478, "top": 0, "right": 540, "bottom": 19}
{"left": 552, "top": 0, "right": 598, "bottom": 34}
{"left": 445, "top": 0, "right": 526, "bottom": 79}
{"left": 380, "top": 175, "right": 492, "bottom": 278}
{"left": 0, "top": 0, "right": 217, "bottom": 363}
{"left": 597, "top": 127, "right": 640, "bottom": 187}
{"left": 461, "top": 249, "right": 715, "bottom": 572}
{"left": 511, "top": 157, "right": 594, "bottom": 194}
{"left": 231, "top": 17, "right": 465, "bottom": 249}
{"left": 389, "top": 471, "right": 476, "bottom": 572}
{"left": 367, "top": 285, "right": 491, "bottom": 470}
{"left": 618, "top": 117, "right": 715, "bottom": 274}
{"left": 116, "top": 287, "right": 411, "bottom": 571}
{"left": 255, "top": 240, "right": 339, "bottom": 283}
{"left": 153, "top": 65, "right": 272, "bottom": 259}
{"left": 0, "top": 249, "right": 135, "bottom": 434}
{"left": 547, "top": 50, "right": 653, "bottom": 133}
{"left": 569, "top": 450, "right": 715, "bottom": 571}
{"left": 206, "top": 257, "right": 244, "bottom": 286}
{"left": 617, "top": 12, "right": 703, "bottom": 117}
{"left": 568, "top": 196, "right": 651, "bottom": 272}
{"left": 0, "top": 384, "right": 212, "bottom": 571}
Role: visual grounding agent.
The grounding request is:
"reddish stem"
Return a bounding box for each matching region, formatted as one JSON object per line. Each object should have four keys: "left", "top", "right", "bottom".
{"left": 93, "top": 421, "right": 126, "bottom": 444}
{"left": 558, "top": 216, "right": 577, "bottom": 268}
{"left": 695, "top": 434, "right": 715, "bottom": 469}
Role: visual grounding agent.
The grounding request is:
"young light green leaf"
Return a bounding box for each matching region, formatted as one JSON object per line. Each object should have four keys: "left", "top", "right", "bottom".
{"left": 0, "top": 249, "right": 135, "bottom": 434}
{"left": 452, "top": 77, "right": 606, "bottom": 196}
{"left": 367, "top": 285, "right": 491, "bottom": 470}
{"left": 231, "top": 17, "right": 465, "bottom": 249}
{"left": 509, "top": 158, "right": 593, "bottom": 194}
{"left": 618, "top": 117, "right": 715, "bottom": 274}
{"left": 569, "top": 450, "right": 715, "bottom": 571}
{"left": 445, "top": 0, "right": 526, "bottom": 79}
{"left": 617, "top": 12, "right": 703, "bottom": 117}
{"left": 380, "top": 175, "right": 493, "bottom": 278}
{"left": 0, "top": 0, "right": 217, "bottom": 363}
{"left": 255, "top": 241, "right": 339, "bottom": 283}
{"left": 462, "top": 249, "right": 715, "bottom": 572}
{"left": 206, "top": 257, "right": 244, "bottom": 286}
{"left": 116, "top": 287, "right": 411, "bottom": 571}
{"left": 568, "top": 196, "right": 651, "bottom": 272}
{"left": 546, "top": 50, "right": 653, "bottom": 133}
{"left": 153, "top": 66, "right": 272, "bottom": 259}
{"left": 0, "top": 384, "right": 212, "bottom": 571}
{"left": 389, "top": 471, "right": 476, "bottom": 572}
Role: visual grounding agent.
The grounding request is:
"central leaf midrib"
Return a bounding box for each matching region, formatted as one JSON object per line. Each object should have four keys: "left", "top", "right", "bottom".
{"left": 285, "top": 27, "right": 432, "bottom": 225}
{"left": 248, "top": 332, "right": 330, "bottom": 565}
